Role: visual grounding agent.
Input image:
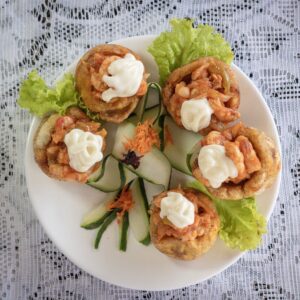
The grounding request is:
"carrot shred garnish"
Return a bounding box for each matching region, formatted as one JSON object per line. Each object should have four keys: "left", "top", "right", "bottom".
{"left": 108, "top": 187, "right": 133, "bottom": 223}
{"left": 124, "top": 120, "right": 160, "bottom": 155}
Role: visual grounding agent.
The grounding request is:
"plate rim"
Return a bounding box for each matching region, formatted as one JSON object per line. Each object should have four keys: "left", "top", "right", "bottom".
{"left": 24, "top": 34, "right": 282, "bottom": 291}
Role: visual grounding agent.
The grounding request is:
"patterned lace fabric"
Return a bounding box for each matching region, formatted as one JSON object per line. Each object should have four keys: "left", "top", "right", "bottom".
{"left": 1, "top": 0, "right": 299, "bottom": 298}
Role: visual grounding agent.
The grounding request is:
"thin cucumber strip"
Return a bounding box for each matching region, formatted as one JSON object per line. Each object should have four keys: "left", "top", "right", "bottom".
{"left": 87, "top": 155, "right": 125, "bottom": 192}
{"left": 129, "top": 178, "right": 151, "bottom": 245}
{"left": 163, "top": 116, "right": 202, "bottom": 175}
{"left": 80, "top": 191, "right": 118, "bottom": 230}
{"left": 119, "top": 211, "right": 129, "bottom": 251}
{"left": 94, "top": 209, "right": 118, "bottom": 249}
{"left": 87, "top": 155, "right": 110, "bottom": 182}
{"left": 112, "top": 121, "right": 171, "bottom": 189}
{"left": 134, "top": 82, "right": 163, "bottom": 123}
{"left": 142, "top": 83, "right": 163, "bottom": 124}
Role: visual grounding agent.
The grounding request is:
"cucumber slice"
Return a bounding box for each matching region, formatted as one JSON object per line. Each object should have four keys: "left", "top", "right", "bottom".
{"left": 112, "top": 122, "right": 171, "bottom": 189}
{"left": 123, "top": 166, "right": 138, "bottom": 184}
{"left": 80, "top": 191, "right": 118, "bottom": 229}
{"left": 119, "top": 211, "right": 129, "bottom": 251}
{"left": 87, "top": 155, "right": 125, "bottom": 192}
{"left": 163, "top": 116, "right": 203, "bottom": 175}
{"left": 129, "top": 178, "right": 150, "bottom": 245}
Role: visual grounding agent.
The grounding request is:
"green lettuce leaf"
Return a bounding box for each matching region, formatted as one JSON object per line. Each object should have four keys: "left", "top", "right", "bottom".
{"left": 187, "top": 181, "right": 267, "bottom": 251}
{"left": 148, "top": 18, "right": 234, "bottom": 83}
{"left": 18, "top": 70, "right": 79, "bottom": 117}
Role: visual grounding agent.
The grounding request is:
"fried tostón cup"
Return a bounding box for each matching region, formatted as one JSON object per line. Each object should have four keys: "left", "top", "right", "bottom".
{"left": 150, "top": 187, "right": 220, "bottom": 260}
{"left": 163, "top": 57, "right": 240, "bottom": 134}
{"left": 75, "top": 44, "right": 148, "bottom": 123}
{"left": 34, "top": 107, "right": 107, "bottom": 183}
{"left": 192, "top": 123, "right": 281, "bottom": 200}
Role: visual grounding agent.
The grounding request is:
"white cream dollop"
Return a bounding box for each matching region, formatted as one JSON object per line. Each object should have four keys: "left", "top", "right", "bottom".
{"left": 64, "top": 129, "right": 104, "bottom": 172}
{"left": 160, "top": 192, "right": 195, "bottom": 229}
{"left": 180, "top": 98, "right": 213, "bottom": 132}
{"left": 198, "top": 144, "right": 238, "bottom": 188}
{"left": 101, "top": 53, "right": 144, "bottom": 102}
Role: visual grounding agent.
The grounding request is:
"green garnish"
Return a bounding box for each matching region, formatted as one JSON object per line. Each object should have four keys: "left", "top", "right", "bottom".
{"left": 187, "top": 181, "right": 267, "bottom": 251}
{"left": 17, "top": 70, "right": 79, "bottom": 117}
{"left": 148, "top": 18, "right": 234, "bottom": 84}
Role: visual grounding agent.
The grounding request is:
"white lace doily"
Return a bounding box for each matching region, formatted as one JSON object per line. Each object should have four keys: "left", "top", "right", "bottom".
{"left": 1, "top": 0, "right": 299, "bottom": 298}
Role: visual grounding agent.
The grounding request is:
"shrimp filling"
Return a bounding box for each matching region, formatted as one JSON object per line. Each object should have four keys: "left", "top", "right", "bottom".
{"left": 169, "top": 60, "right": 240, "bottom": 130}
{"left": 152, "top": 188, "right": 216, "bottom": 242}
{"left": 90, "top": 53, "right": 147, "bottom": 102}
{"left": 197, "top": 125, "right": 262, "bottom": 187}
{"left": 46, "top": 108, "right": 106, "bottom": 182}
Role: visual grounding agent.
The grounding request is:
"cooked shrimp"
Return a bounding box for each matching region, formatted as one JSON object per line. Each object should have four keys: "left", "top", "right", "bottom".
{"left": 207, "top": 89, "right": 231, "bottom": 102}
{"left": 222, "top": 122, "right": 243, "bottom": 140}
{"left": 52, "top": 116, "right": 75, "bottom": 144}
{"left": 224, "top": 141, "right": 248, "bottom": 183}
{"left": 46, "top": 145, "right": 60, "bottom": 161}
{"left": 201, "top": 131, "right": 225, "bottom": 146}
{"left": 236, "top": 136, "right": 261, "bottom": 174}
{"left": 91, "top": 55, "right": 121, "bottom": 92}
{"left": 226, "top": 92, "right": 240, "bottom": 110}
{"left": 210, "top": 74, "right": 223, "bottom": 89}
{"left": 57, "top": 148, "right": 69, "bottom": 165}
{"left": 188, "top": 78, "right": 211, "bottom": 91}
{"left": 191, "top": 63, "right": 210, "bottom": 80}
{"left": 208, "top": 98, "right": 240, "bottom": 123}
{"left": 175, "top": 82, "right": 190, "bottom": 98}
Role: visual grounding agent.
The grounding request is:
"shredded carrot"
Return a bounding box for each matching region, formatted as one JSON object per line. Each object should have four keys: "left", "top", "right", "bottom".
{"left": 164, "top": 124, "right": 173, "bottom": 146}
{"left": 124, "top": 120, "right": 160, "bottom": 155}
{"left": 108, "top": 187, "right": 133, "bottom": 223}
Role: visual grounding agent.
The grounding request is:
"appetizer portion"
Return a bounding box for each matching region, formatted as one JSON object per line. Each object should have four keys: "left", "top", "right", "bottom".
{"left": 192, "top": 123, "right": 280, "bottom": 199}
{"left": 150, "top": 187, "right": 220, "bottom": 260}
{"left": 75, "top": 44, "right": 148, "bottom": 123}
{"left": 163, "top": 57, "right": 240, "bottom": 134}
{"left": 34, "top": 107, "right": 107, "bottom": 182}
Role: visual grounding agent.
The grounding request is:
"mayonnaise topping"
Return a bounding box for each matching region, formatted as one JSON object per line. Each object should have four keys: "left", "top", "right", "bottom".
{"left": 198, "top": 144, "right": 238, "bottom": 188}
{"left": 101, "top": 53, "right": 144, "bottom": 102}
{"left": 180, "top": 98, "right": 213, "bottom": 132}
{"left": 64, "top": 129, "right": 103, "bottom": 172}
{"left": 160, "top": 192, "right": 195, "bottom": 229}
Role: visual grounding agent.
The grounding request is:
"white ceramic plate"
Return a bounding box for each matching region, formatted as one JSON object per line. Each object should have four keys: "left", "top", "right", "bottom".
{"left": 25, "top": 35, "right": 281, "bottom": 291}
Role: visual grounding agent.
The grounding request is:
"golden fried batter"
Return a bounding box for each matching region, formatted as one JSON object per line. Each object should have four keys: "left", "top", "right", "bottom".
{"left": 192, "top": 123, "right": 281, "bottom": 200}
{"left": 75, "top": 44, "right": 148, "bottom": 123}
{"left": 150, "top": 187, "right": 220, "bottom": 260}
{"left": 34, "top": 107, "right": 106, "bottom": 182}
{"left": 163, "top": 57, "right": 240, "bottom": 133}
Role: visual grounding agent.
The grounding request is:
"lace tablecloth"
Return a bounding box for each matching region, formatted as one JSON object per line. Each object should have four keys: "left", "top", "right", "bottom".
{"left": 1, "top": 0, "right": 299, "bottom": 298}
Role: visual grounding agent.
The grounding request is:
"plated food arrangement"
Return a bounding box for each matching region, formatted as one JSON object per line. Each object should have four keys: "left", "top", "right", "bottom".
{"left": 19, "top": 19, "right": 281, "bottom": 264}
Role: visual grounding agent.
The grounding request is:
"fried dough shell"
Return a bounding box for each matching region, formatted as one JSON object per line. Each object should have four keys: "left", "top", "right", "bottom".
{"left": 150, "top": 188, "right": 220, "bottom": 260}
{"left": 163, "top": 57, "right": 240, "bottom": 133}
{"left": 192, "top": 126, "right": 281, "bottom": 200}
{"left": 34, "top": 107, "right": 105, "bottom": 182}
{"left": 75, "top": 44, "right": 145, "bottom": 123}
